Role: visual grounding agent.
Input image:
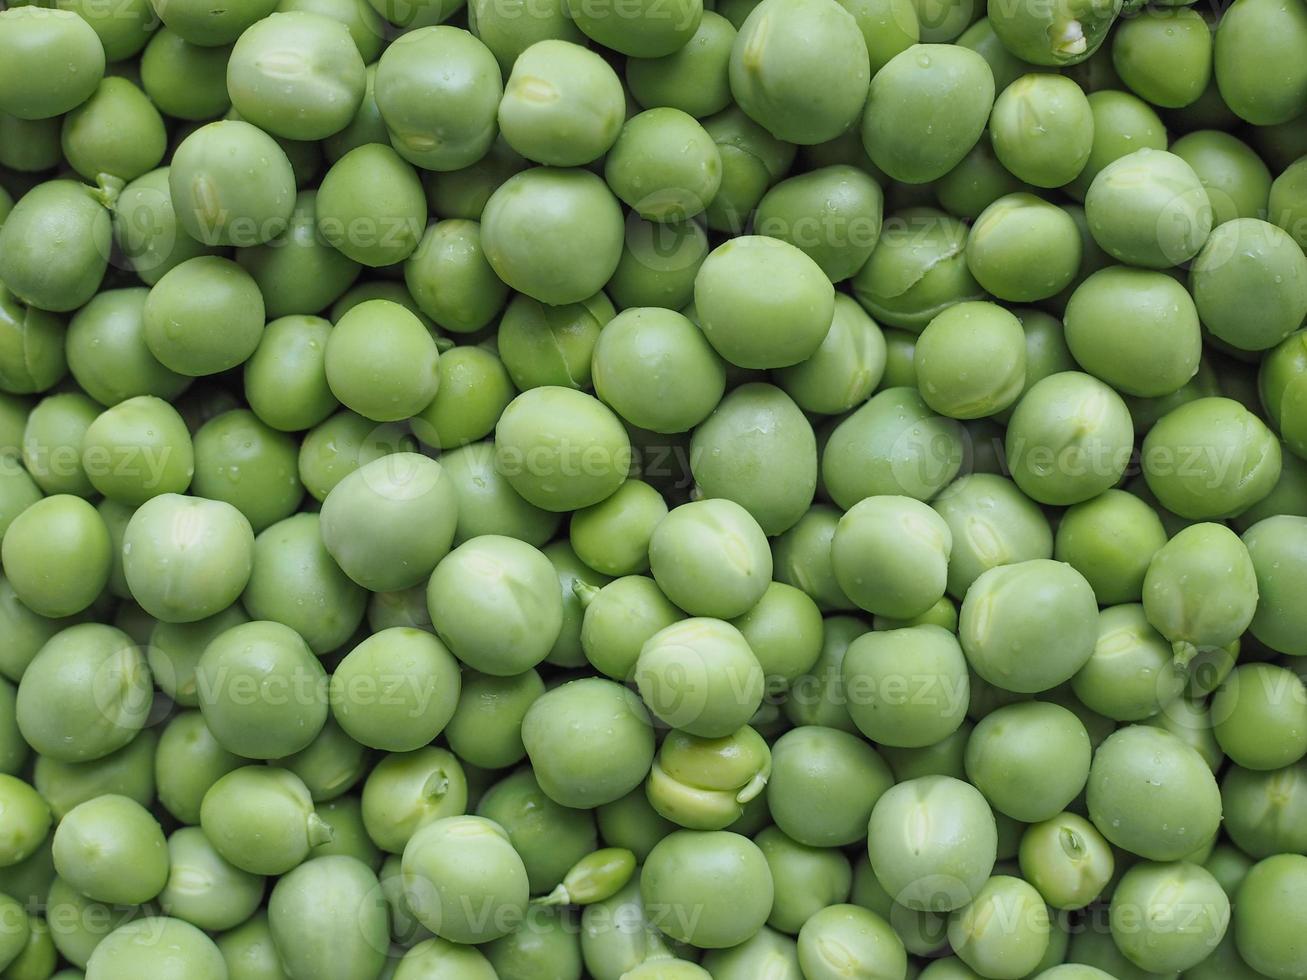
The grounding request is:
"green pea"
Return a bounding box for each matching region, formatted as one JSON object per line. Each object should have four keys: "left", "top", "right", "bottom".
{"left": 867, "top": 775, "right": 997, "bottom": 912}
{"left": 1172, "top": 130, "right": 1271, "bottom": 227}
{"left": 592, "top": 307, "right": 725, "bottom": 434}
{"left": 402, "top": 221, "right": 506, "bottom": 336}
{"left": 774, "top": 294, "right": 885, "bottom": 415}
{"left": 823, "top": 387, "right": 966, "bottom": 508}
{"left": 1085, "top": 148, "right": 1212, "bottom": 270}
{"left": 606, "top": 108, "right": 722, "bottom": 222}
{"left": 1211, "top": 662, "right": 1307, "bottom": 771}
{"left": 641, "top": 830, "right": 773, "bottom": 949}
{"left": 700, "top": 105, "right": 795, "bottom": 234}
{"left": 1213, "top": 0, "right": 1307, "bottom": 125}
{"left": 756, "top": 831, "right": 852, "bottom": 937}
{"left": 566, "top": 0, "right": 701, "bottom": 56}
{"left": 33, "top": 729, "right": 157, "bottom": 821}
{"left": 1004, "top": 372, "right": 1133, "bottom": 506}
{"left": 1087, "top": 725, "right": 1222, "bottom": 862}
{"left": 215, "top": 911, "right": 288, "bottom": 980}
{"left": 0, "top": 775, "right": 51, "bottom": 868}
{"left": 494, "top": 387, "right": 631, "bottom": 512}
{"left": 122, "top": 493, "right": 254, "bottom": 623}
{"left": 315, "top": 144, "right": 426, "bottom": 267}
{"left": 1109, "top": 860, "right": 1228, "bottom": 974}
{"left": 690, "top": 382, "right": 815, "bottom": 534}
{"left": 497, "top": 39, "right": 624, "bottom": 167}
{"left": 373, "top": 25, "right": 500, "bottom": 172}
{"left": 648, "top": 499, "right": 771, "bottom": 619}
{"left": 498, "top": 290, "right": 613, "bottom": 392}
{"left": 851, "top": 207, "right": 984, "bottom": 331}
{"left": 960, "top": 558, "right": 1099, "bottom": 694}
{"left": 153, "top": 711, "right": 243, "bottom": 825}
{"left": 242, "top": 315, "right": 338, "bottom": 433}
{"left": 966, "top": 195, "right": 1081, "bottom": 304}
{"left": 625, "top": 11, "right": 736, "bottom": 117}
{"left": 1072, "top": 604, "right": 1184, "bottom": 722}
{"left": 1018, "top": 812, "right": 1114, "bottom": 911}
{"left": 990, "top": 74, "right": 1093, "bottom": 188}
{"left": 645, "top": 726, "right": 770, "bottom": 831}
{"left": 965, "top": 701, "right": 1092, "bottom": 823}
{"left": 319, "top": 453, "right": 457, "bottom": 593}
{"left": 578, "top": 576, "right": 683, "bottom": 682}
{"left": 567, "top": 481, "right": 666, "bottom": 578}
{"left": 832, "top": 497, "right": 951, "bottom": 619}
{"left": 439, "top": 440, "right": 560, "bottom": 547}
{"left": 0, "top": 180, "right": 111, "bottom": 314}
{"left": 914, "top": 301, "right": 1027, "bottom": 419}
{"left": 142, "top": 256, "right": 265, "bottom": 377}
{"left": 1242, "top": 515, "right": 1307, "bottom": 655}
{"left": 52, "top": 794, "right": 167, "bottom": 906}
{"left": 60, "top": 78, "right": 165, "bottom": 184}
{"left": 402, "top": 815, "right": 529, "bottom": 944}
{"left": 934, "top": 138, "right": 1030, "bottom": 221}
{"left": 2, "top": 496, "right": 110, "bottom": 618}
{"left": 987, "top": 0, "right": 1120, "bottom": 66}
{"left": 0, "top": 7, "right": 105, "bottom": 120}
{"left": 86, "top": 917, "right": 226, "bottom": 980}
{"left": 158, "top": 827, "right": 263, "bottom": 932}
{"left": 482, "top": 168, "right": 625, "bottom": 306}
{"left": 200, "top": 766, "right": 333, "bottom": 875}
{"left": 521, "top": 678, "right": 655, "bottom": 808}
{"left": 1141, "top": 397, "right": 1281, "bottom": 520}
{"left": 769, "top": 725, "right": 894, "bottom": 847}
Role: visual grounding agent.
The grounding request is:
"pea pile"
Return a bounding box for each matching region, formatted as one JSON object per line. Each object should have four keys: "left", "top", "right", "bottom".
{"left": 1, "top": 0, "right": 1307, "bottom": 976}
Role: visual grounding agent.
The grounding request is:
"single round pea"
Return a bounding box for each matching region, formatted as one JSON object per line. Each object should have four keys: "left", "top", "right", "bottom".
{"left": 138, "top": 29, "right": 232, "bottom": 120}
{"left": 605, "top": 108, "right": 721, "bottom": 222}
{"left": 2, "top": 496, "right": 110, "bottom": 619}
{"left": 1211, "top": 663, "right": 1307, "bottom": 771}
{"left": 701, "top": 104, "right": 796, "bottom": 234}
{"left": 724, "top": 580, "right": 821, "bottom": 686}
{"left": 1271, "top": 156, "right": 1307, "bottom": 251}
{"left": 861, "top": 43, "right": 993, "bottom": 183}
{"left": 65, "top": 289, "right": 187, "bottom": 407}
{"left": 439, "top": 440, "right": 560, "bottom": 547}
{"left": 794, "top": 904, "right": 906, "bottom": 980}
{"left": 374, "top": 26, "right": 500, "bottom": 171}
{"left": 607, "top": 216, "right": 709, "bottom": 311}
{"left": 843, "top": 625, "right": 969, "bottom": 748}
{"left": 242, "top": 315, "right": 337, "bottom": 433}
{"left": 276, "top": 716, "right": 368, "bottom": 804}
{"left": 578, "top": 576, "right": 683, "bottom": 682}
{"left": 1064, "top": 89, "right": 1167, "bottom": 201}
{"left": 758, "top": 826, "right": 853, "bottom": 934}
{"left": 112, "top": 169, "right": 220, "bottom": 290}
{"left": 1213, "top": 0, "right": 1307, "bottom": 126}
{"left": 168, "top": 120, "right": 295, "bottom": 247}
{"left": 86, "top": 917, "right": 226, "bottom": 980}
{"left": 591, "top": 307, "right": 725, "bottom": 435}
{"left": 325, "top": 300, "right": 440, "bottom": 423}
{"left": 1142, "top": 397, "right": 1281, "bottom": 520}
{"left": 1018, "top": 812, "right": 1114, "bottom": 911}
{"left": 440, "top": 669, "right": 540, "bottom": 772}
{"left": 391, "top": 936, "right": 497, "bottom": 980}
{"left": 1142, "top": 527, "right": 1255, "bottom": 670}
{"left": 227, "top": 12, "right": 365, "bottom": 141}
{"left": 497, "top": 290, "right": 612, "bottom": 392}
{"left": 641, "top": 830, "right": 773, "bottom": 949}
{"left": 754, "top": 165, "right": 883, "bottom": 283}
{"left": 426, "top": 535, "right": 561, "bottom": 674}
{"left": 315, "top": 143, "right": 426, "bottom": 267}
{"left": 481, "top": 168, "right": 625, "bottom": 306}
{"left": 647, "top": 499, "right": 770, "bottom": 618}
{"left": 45, "top": 874, "right": 130, "bottom": 970}
{"left": 625, "top": 11, "right": 736, "bottom": 118}
{"left": 832, "top": 497, "right": 952, "bottom": 619}
{"left": 60, "top": 77, "right": 166, "bottom": 184}
{"left": 914, "top": 301, "right": 1027, "bottom": 419}
{"left": 521, "top": 678, "right": 654, "bottom": 808}
{"left": 403, "top": 220, "right": 506, "bottom": 336}
{"left": 358, "top": 747, "right": 467, "bottom": 856}
{"left": 1055, "top": 491, "right": 1167, "bottom": 606}
{"left": 568, "top": 480, "right": 667, "bottom": 578}
{"left": 53, "top": 794, "right": 167, "bottom": 906}
{"left": 1086, "top": 724, "right": 1222, "bottom": 862}
{"left": 768, "top": 725, "right": 894, "bottom": 847}
{"left": 867, "top": 775, "right": 998, "bottom": 912}
{"left": 1110, "top": 5, "right": 1210, "bottom": 109}
{"left": 22, "top": 391, "right": 101, "bottom": 499}
{"left": 851, "top": 207, "right": 984, "bottom": 332}
{"left": 195, "top": 620, "right": 327, "bottom": 759}
{"left": 1190, "top": 217, "right": 1307, "bottom": 352}
{"left": 1072, "top": 604, "right": 1185, "bottom": 722}
{"left": 1231, "top": 853, "right": 1307, "bottom": 980}
{"left": 81, "top": 396, "right": 193, "bottom": 506}
{"left": 410, "top": 345, "right": 511, "bottom": 451}
{"left": 497, "top": 39, "right": 624, "bottom": 167}
{"left": 965, "top": 195, "right": 1081, "bottom": 303}
{"left": 142, "top": 256, "right": 265, "bottom": 377}
{"left": 960, "top": 559, "right": 1099, "bottom": 693}
{"left": 986, "top": 0, "right": 1119, "bottom": 66}
{"left": 1064, "top": 266, "right": 1202, "bottom": 398}
{"left": 1109, "top": 860, "right": 1229, "bottom": 974}
{"left": 1241, "top": 515, "right": 1307, "bottom": 655}
{"left": 1222, "top": 760, "right": 1307, "bottom": 860}
{"left": 931, "top": 473, "right": 1053, "bottom": 599}
{"left": 0, "top": 774, "right": 51, "bottom": 868}
{"left": 240, "top": 512, "right": 365, "bottom": 655}
{"left": 122, "top": 493, "right": 253, "bottom": 623}
{"left": 1172, "top": 130, "right": 1271, "bottom": 227}
{"left": 200, "top": 766, "right": 332, "bottom": 875}
{"left": 987, "top": 74, "right": 1093, "bottom": 189}
{"left": 965, "top": 701, "right": 1092, "bottom": 822}
{"left": 1085, "top": 148, "right": 1212, "bottom": 269}
{"left": 566, "top": 0, "right": 702, "bottom": 56}
{"left": 493, "top": 387, "right": 631, "bottom": 512}
{"left": 0, "top": 180, "right": 111, "bottom": 314}
{"left": 32, "top": 726, "right": 157, "bottom": 824}
{"left": 402, "top": 816, "right": 529, "bottom": 944}
{"left": 158, "top": 827, "right": 264, "bottom": 932}
{"left": 823, "top": 387, "right": 966, "bottom": 507}
{"left": 694, "top": 235, "right": 836, "bottom": 369}
{"left": 633, "top": 618, "right": 764, "bottom": 738}
{"left": 467, "top": 0, "right": 583, "bottom": 72}
{"left": 947, "top": 876, "right": 1050, "bottom": 979}
{"left": 0, "top": 7, "right": 105, "bottom": 120}
{"left": 1004, "top": 372, "right": 1133, "bottom": 506}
